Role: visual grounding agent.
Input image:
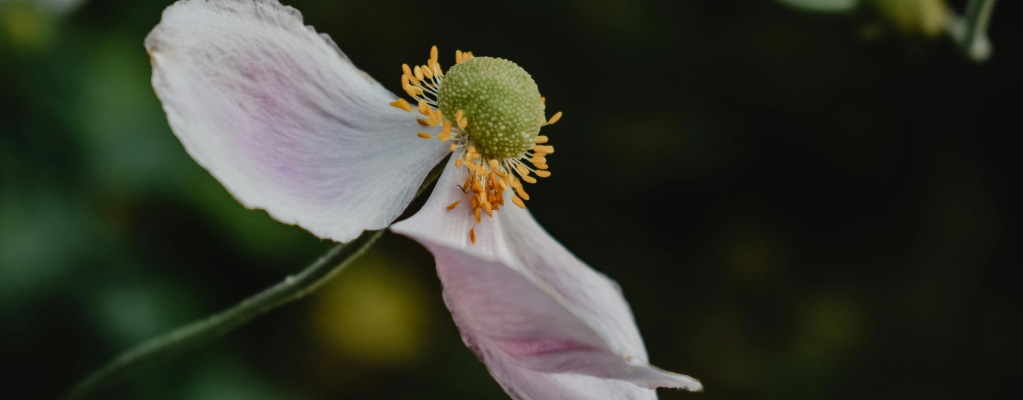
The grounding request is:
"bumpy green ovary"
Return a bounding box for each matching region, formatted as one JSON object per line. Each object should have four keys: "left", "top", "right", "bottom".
{"left": 437, "top": 57, "right": 545, "bottom": 159}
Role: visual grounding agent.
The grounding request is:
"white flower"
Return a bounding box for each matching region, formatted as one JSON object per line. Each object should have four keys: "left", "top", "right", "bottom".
{"left": 145, "top": 0, "right": 701, "bottom": 398}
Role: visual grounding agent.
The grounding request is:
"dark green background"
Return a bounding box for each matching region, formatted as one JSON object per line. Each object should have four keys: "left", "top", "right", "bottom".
{"left": 1, "top": 0, "right": 1019, "bottom": 399}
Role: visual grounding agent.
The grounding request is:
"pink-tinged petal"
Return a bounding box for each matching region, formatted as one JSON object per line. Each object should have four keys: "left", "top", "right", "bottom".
{"left": 391, "top": 164, "right": 702, "bottom": 398}
{"left": 145, "top": 0, "right": 449, "bottom": 242}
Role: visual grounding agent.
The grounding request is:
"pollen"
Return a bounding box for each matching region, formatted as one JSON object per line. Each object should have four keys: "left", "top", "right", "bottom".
{"left": 391, "top": 46, "right": 563, "bottom": 244}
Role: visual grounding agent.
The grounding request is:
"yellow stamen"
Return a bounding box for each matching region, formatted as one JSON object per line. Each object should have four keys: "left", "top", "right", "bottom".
{"left": 390, "top": 98, "right": 413, "bottom": 112}
{"left": 511, "top": 195, "right": 526, "bottom": 209}
{"left": 533, "top": 145, "right": 555, "bottom": 154}
{"left": 393, "top": 46, "right": 562, "bottom": 246}
{"left": 546, "top": 111, "right": 563, "bottom": 125}
{"left": 439, "top": 120, "right": 452, "bottom": 140}
{"left": 516, "top": 186, "right": 530, "bottom": 201}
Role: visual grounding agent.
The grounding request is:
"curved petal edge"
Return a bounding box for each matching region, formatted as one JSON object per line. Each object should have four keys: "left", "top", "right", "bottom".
{"left": 146, "top": 0, "right": 449, "bottom": 243}
{"left": 392, "top": 165, "right": 702, "bottom": 399}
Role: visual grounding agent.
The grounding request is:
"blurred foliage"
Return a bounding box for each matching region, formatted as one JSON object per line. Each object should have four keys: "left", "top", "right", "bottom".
{"left": 1, "top": 0, "right": 1019, "bottom": 399}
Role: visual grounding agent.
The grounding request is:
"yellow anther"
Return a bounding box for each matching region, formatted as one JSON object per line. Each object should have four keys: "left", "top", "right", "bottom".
{"left": 456, "top": 50, "right": 463, "bottom": 64}
{"left": 516, "top": 164, "right": 530, "bottom": 176}
{"left": 455, "top": 158, "right": 463, "bottom": 168}
{"left": 533, "top": 145, "right": 554, "bottom": 154}
{"left": 414, "top": 65, "right": 424, "bottom": 81}
{"left": 440, "top": 120, "right": 452, "bottom": 137}
{"left": 417, "top": 132, "right": 432, "bottom": 139}
{"left": 511, "top": 195, "right": 526, "bottom": 209}
{"left": 423, "top": 64, "right": 434, "bottom": 79}
{"left": 450, "top": 143, "right": 457, "bottom": 151}
{"left": 458, "top": 116, "right": 468, "bottom": 129}
{"left": 416, "top": 118, "right": 429, "bottom": 126}
{"left": 455, "top": 110, "right": 464, "bottom": 123}
{"left": 430, "top": 45, "right": 439, "bottom": 64}
{"left": 489, "top": 159, "right": 500, "bottom": 171}
{"left": 390, "top": 98, "right": 413, "bottom": 112}
{"left": 467, "top": 145, "right": 477, "bottom": 154}
{"left": 469, "top": 227, "right": 476, "bottom": 244}
{"left": 533, "top": 163, "right": 549, "bottom": 170}
{"left": 546, "top": 111, "right": 563, "bottom": 125}
{"left": 517, "top": 187, "right": 531, "bottom": 200}
{"left": 402, "top": 63, "right": 412, "bottom": 77}
{"left": 407, "top": 73, "right": 421, "bottom": 87}
{"left": 540, "top": 96, "right": 546, "bottom": 104}
{"left": 474, "top": 208, "right": 482, "bottom": 223}
{"left": 447, "top": 200, "right": 460, "bottom": 210}
{"left": 535, "top": 170, "right": 551, "bottom": 178}
{"left": 531, "top": 156, "right": 547, "bottom": 164}
{"left": 418, "top": 100, "right": 429, "bottom": 114}
{"left": 522, "top": 175, "right": 537, "bottom": 184}
{"left": 535, "top": 135, "right": 549, "bottom": 144}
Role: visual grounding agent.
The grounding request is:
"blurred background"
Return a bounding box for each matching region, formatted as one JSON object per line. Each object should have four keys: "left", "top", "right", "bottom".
{"left": 1, "top": 0, "right": 1018, "bottom": 399}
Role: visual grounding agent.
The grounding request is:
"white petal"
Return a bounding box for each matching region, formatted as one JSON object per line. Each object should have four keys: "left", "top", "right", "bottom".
{"left": 486, "top": 355, "right": 660, "bottom": 400}
{"left": 391, "top": 164, "right": 701, "bottom": 397}
{"left": 145, "top": 0, "right": 449, "bottom": 242}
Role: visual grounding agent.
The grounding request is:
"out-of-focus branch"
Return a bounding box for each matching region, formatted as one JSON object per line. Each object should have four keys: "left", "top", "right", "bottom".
{"left": 951, "top": 0, "right": 997, "bottom": 61}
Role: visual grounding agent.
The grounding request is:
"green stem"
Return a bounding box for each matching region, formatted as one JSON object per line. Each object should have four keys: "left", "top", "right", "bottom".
{"left": 66, "top": 165, "right": 444, "bottom": 400}
{"left": 66, "top": 230, "right": 382, "bottom": 400}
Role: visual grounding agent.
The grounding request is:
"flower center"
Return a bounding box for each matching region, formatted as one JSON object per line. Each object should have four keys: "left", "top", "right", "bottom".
{"left": 390, "top": 47, "right": 563, "bottom": 243}
{"left": 437, "top": 57, "right": 545, "bottom": 160}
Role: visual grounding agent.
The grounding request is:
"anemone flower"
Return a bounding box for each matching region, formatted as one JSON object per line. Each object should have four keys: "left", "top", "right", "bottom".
{"left": 145, "top": 0, "right": 701, "bottom": 398}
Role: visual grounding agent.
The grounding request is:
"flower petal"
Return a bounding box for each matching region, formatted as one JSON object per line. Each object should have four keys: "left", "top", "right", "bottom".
{"left": 391, "top": 164, "right": 702, "bottom": 398}
{"left": 145, "top": 0, "right": 449, "bottom": 242}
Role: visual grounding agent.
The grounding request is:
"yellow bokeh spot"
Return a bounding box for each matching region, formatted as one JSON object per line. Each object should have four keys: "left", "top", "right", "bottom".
{"left": 0, "top": 3, "right": 55, "bottom": 50}
{"left": 308, "top": 249, "right": 433, "bottom": 367}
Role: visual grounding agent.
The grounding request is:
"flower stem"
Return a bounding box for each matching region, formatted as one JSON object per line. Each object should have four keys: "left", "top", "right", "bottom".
{"left": 66, "top": 230, "right": 383, "bottom": 400}
{"left": 65, "top": 164, "right": 445, "bottom": 400}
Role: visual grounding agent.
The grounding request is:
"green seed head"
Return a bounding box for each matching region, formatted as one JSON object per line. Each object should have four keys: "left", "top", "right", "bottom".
{"left": 437, "top": 57, "right": 545, "bottom": 159}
